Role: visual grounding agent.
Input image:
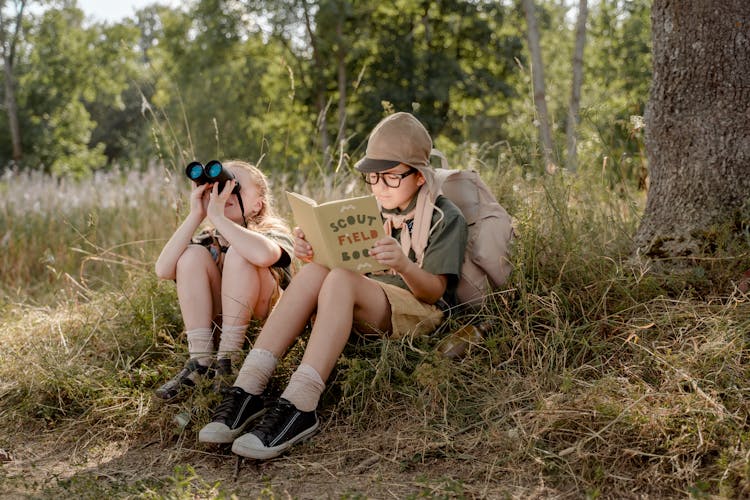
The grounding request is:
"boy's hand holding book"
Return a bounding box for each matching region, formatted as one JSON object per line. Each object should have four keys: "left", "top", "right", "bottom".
{"left": 286, "top": 192, "right": 388, "bottom": 273}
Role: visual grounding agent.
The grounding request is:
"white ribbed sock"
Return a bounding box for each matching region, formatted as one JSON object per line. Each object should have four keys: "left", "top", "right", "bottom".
{"left": 281, "top": 363, "right": 325, "bottom": 412}
{"left": 186, "top": 327, "right": 214, "bottom": 367}
{"left": 216, "top": 324, "right": 249, "bottom": 362}
{"left": 234, "top": 348, "right": 278, "bottom": 395}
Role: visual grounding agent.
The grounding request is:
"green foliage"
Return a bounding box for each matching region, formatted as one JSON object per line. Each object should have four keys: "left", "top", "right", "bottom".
{"left": 0, "top": 0, "right": 652, "bottom": 186}
{"left": 19, "top": 6, "right": 106, "bottom": 175}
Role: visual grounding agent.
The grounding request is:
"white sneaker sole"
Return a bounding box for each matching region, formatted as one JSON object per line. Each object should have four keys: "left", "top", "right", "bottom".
{"left": 231, "top": 421, "right": 319, "bottom": 459}
{"left": 198, "top": 408, "right": 266, "bottom": 444}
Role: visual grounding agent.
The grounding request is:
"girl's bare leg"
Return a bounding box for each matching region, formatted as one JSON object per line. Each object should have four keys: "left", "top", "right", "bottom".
{"left": 220, "top": 246, "right": 278, "bottom": 327}
{"left": 217, "top": 247, "right": 279, "bottom": 363}
{"left": 175, "top": 245, "right": 222, "bottom": 330}
{"left": 155, "top": 245, "right": 221, "bottom": 399}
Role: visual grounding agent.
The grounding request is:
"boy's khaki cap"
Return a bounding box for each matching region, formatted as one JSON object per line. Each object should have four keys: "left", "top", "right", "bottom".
{"left": 355, "top": 112, "right": 432, "bottom": 173}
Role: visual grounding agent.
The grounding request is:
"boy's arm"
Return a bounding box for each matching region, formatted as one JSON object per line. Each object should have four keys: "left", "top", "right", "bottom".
{"left": 398, "top": 260, "right": 448, "bottom": 304}
{"left": 370, "top": 237, "right": 447, "bottom": 304}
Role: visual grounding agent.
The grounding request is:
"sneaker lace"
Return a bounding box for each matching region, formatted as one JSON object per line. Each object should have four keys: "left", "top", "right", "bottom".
{"left": 212, "top": 388, "right": 243, "bottom": 421}
{"left": 253, "top": 400, "right": 294, "bottom": 436}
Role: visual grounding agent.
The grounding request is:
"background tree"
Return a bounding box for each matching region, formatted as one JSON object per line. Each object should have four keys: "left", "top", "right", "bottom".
{"left": 0, "top": 0, "right": 28, "bottom": 162}
{"left": 0, "top": 0, "right": 653, "bottom": 181}
{"left": 565, "top": 0, "right": 587, "bottom": 171}
{"left": 634, "top": 0, "right": 750, "bottom": 257}
{"left": 521, "top": 0, "right": 555, "bottom": 170}
{"left": 22, "top": 5, "right": 107, "bottom": 175}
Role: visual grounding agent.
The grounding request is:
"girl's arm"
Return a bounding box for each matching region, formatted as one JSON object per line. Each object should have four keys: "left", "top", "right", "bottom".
{"left": 206, "top": 181, "right": 283, "bottom": 268}
{"left": 154, "top": 184, "right": 209, "bottom": 280}
{"left": 370, "top": 237, "right": 447, "bottom": 304}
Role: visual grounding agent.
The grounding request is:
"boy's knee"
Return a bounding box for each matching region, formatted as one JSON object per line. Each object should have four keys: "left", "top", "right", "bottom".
{"left": 322, "top": 267, "right": 358, "bottom": 290}
{"left": 297, "top": 262, "right": 330, "bottom": 280}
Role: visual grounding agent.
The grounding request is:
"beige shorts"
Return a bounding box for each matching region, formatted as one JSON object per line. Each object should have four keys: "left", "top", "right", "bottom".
{"left": 372, "top": 281, "right": 444, "bottom": 339}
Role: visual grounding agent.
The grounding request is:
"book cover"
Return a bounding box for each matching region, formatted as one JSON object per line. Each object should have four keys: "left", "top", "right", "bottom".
{"left": 286, "top": 192, "right": 389, "bottom": 273}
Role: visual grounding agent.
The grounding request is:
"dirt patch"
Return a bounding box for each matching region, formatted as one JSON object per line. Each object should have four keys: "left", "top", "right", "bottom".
{"left": 1, "top": 417, "right": 561, "bottom": 499}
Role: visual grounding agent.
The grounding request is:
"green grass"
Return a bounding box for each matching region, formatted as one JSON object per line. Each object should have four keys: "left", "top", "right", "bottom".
{"left": 2, "top": 159, "right": 750, "bottom": 498}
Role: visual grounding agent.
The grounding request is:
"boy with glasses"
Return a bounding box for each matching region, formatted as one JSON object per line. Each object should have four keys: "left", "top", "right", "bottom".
{"left": 198, "top": 112, "right": 468, "bottom": 459}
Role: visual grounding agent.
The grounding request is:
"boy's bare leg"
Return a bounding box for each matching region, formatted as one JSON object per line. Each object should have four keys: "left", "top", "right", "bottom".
{"left": 252, "top": 262, "right": 331, "bottom": 357}
{"left": 300, "top": 268, "right": 391, "bottom": 381}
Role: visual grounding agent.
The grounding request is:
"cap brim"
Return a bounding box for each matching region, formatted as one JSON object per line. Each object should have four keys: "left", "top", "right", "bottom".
{"left": 355, "top": 157, "right": 403, "bottom": 173}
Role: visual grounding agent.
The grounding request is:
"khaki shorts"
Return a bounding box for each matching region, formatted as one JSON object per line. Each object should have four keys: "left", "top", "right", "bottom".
{"left": 372, "top": 281, "right": 444, "bottom": 339}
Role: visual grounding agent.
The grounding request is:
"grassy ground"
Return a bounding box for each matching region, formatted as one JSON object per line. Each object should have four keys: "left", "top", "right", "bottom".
{"left": 1, "top": 162, "right": 750, "bottom": 499}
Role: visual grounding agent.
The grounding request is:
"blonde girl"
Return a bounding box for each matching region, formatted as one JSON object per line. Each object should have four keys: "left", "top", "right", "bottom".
{"left": 154, "top": 160, "right": 293, "bottom": 400}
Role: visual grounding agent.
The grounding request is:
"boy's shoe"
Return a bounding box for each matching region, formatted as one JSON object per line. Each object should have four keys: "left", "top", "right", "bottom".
{"left": 154, "top": 359, "right": 210, "bottom": 401}
{"left": 198, "top": 386, "right": 266, "bottom": 444}
{"left": 231, "top": 398, "right": 318, "bottom": 460}
{"left": 211, "top": 357, "right": 234, "bottom": 392}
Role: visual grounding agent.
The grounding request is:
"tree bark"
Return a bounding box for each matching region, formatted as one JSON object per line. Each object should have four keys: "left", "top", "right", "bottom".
{"left": 565, "top": 0, "right": 587, "bottom": 172}
{"left": 634, "top": 0, "right": 750, "bottom": 257}
{"left": 301, "top": 0, "right": 331, "bottom": 170}
{"left": 336, "top": 12, "right": 346, "bottom": 158}
{"left": 0, "top": 0, "right": 26, "bottom": 162}
{"left": 522, "top": 0, "right": 556, "bottom": 171}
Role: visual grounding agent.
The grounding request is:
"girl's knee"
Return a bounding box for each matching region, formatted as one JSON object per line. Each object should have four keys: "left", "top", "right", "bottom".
{"left": 223, "top": 246, "right": 260, "bottom": 273}
{"left": 176, "top": 245, "right": 213, "bottom": 272}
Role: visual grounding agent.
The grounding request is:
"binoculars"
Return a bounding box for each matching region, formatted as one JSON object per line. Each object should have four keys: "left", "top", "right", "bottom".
{"left": 185, "top": 160, "right": 241, "bottom": 195}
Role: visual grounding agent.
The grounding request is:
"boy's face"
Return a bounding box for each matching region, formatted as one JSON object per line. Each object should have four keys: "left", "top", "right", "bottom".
{"left": 367, "top": 164, "right": 425, "bottom": 211}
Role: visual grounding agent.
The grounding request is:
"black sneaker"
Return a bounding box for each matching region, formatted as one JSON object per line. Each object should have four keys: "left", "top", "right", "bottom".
{"left": 211, "top": 357, "right": 234, "bottom": 392}
{"left": 231, "top": 398, "right": 318, "bottom": 459}
{"left": 198, "top": 386, "right": 266, "bottom": 444}
{"left": 154, "top": 359, "right": 210, "bottom": 401}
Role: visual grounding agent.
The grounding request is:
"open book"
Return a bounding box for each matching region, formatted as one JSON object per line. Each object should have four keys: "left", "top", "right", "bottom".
{"left": 286, "top": 192, "right": 389, "bottom": 273}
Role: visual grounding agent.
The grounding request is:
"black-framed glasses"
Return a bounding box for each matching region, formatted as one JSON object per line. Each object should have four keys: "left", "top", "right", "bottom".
{"left": 361, "top": 168, "right": 416, "bottom": 188}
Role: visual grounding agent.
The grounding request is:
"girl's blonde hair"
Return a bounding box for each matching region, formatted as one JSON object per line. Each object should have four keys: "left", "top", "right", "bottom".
{"left": 225, "top": 160, "right": 290, "bottom": 235}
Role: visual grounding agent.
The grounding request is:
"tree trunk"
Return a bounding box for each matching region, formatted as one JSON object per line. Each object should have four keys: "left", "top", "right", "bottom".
{"left": 301, "top": 0, "right": 331, "bottom": 171}
{"left": 565, "top": 0, "right": 587, "bottom": 172}
{"left": 634, "top": 0, "right": 750, "bottom": 257}
{"left": 3, "top": 53, "right": 21, "bottom": 161}
{"left": 0, "top": 1, "right": 26, "bottom": 162}
{"left": 522, "top": 0, "right": 555, "bottom": 171}
{"left": 336, "top": 14, "right": 346, "bottom": 160}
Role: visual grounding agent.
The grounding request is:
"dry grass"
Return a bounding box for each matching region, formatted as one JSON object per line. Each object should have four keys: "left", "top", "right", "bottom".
{"left": 2, "top": 161, "right": 750, "bottom": 498}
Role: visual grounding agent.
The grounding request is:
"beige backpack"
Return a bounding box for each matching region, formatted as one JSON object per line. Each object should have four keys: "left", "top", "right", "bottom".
{"left": 435, "top": 168, "right": 514, "bottom": 306}
{"left": 411, "top": 161, "right": 514, "bottom": 307}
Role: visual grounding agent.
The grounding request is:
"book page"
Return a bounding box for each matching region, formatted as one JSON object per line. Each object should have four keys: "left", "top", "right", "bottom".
{"left": 286, "top": 192, "right": 388, "bottom": 273}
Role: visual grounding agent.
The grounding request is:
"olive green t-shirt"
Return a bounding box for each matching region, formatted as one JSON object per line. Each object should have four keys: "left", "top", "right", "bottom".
{"left": 370, "top": 195, "right": 467, "bottom": 306}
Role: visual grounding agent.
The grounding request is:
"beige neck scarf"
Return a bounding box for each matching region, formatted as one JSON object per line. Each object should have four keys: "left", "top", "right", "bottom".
{"left": 382, "top": 196, "right": 418, "bottom": 255}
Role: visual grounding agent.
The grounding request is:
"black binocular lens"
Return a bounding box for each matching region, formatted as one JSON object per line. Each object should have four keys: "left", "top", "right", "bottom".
{"left": 186, "top": 162, "right": 206, "bottom": 182}
{"left": 184, "top": 160, "right": 241, "bottom": 195}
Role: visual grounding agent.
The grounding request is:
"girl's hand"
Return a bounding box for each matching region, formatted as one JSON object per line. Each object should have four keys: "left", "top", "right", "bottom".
{"left": 206, "top": 180, "right": 236, "bottom": 222}
{"left": 293, "top": 226, "right": 314, "bottom": 262}
{"left": 370, "top": 236, "right": 409, "bottom": 272}
{"left": 189, "top": 183, "right": 210, "bottom": 219}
